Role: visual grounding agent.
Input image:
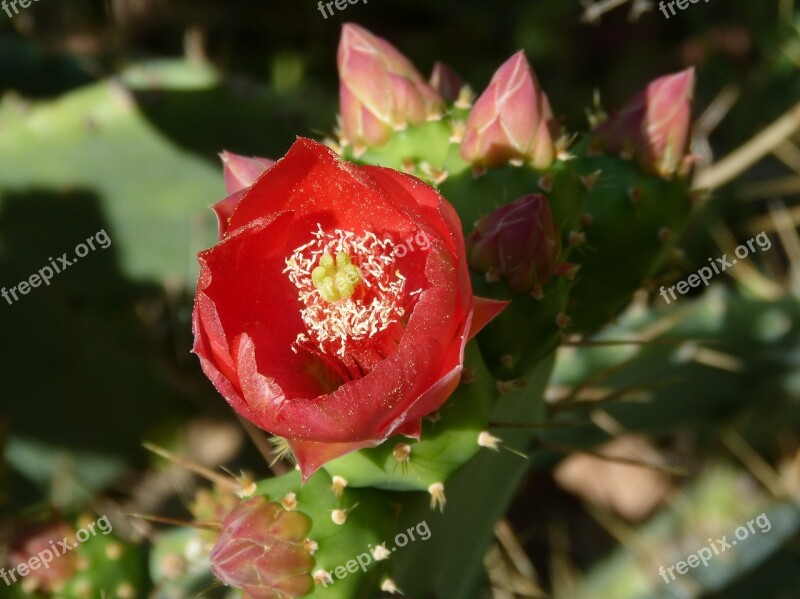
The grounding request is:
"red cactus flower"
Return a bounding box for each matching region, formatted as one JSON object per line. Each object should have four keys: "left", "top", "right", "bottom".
{"left": 461, "top": 51, "right": 558, "bottom": 169}
{"left": 467, "top": 194, "right": 561, "bottom": 295}
{"left": 210, "top": 497, "right": 315, "bottom": 599}
{"left": 338, "top": 23, "right": 443, "bottom": 149}
{"left": 192, "top": 137, "right": 505, "bottom": 478}
{"left": 593, "top": 68, "right": 695, "bottom": 177}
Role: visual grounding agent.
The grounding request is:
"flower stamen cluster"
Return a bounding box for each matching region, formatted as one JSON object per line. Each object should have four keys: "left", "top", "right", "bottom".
{"left": 284, "top": 225, "right": 410, "bottom": 357}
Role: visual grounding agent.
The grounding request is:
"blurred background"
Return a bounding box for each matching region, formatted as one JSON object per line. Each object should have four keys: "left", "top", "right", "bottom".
{"left": 1, "top": 0, "right": 800, "bottom": 597}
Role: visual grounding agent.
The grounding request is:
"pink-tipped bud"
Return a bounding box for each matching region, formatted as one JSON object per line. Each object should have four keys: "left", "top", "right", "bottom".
{"left": 460, "top": 51, "right": 558, "bottom": 169}
{"left": 213, "top": 152, "right": 275, "bottom": 239}
{"left": 10, "top": 522, "right": 77, "bottom": 593}
{"left": 466, "top": 194, "right": 561, "bottom": 294}
{"left": 593, "top": 68, "right": 695, "bottom": 177}
{"left": 211, "top": 497, "right": 315, "bottom": 599}
{"left": 220, "top": 151, "right": 275, "bottom": 194}
{"left": 429, "top": 61, "right": 466, "bottom": 103}
{"left": 337, "top": 23, "right": 443, "bottom": 148}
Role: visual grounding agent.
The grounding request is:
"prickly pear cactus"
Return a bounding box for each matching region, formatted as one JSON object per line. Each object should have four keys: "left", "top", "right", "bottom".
{"left": 179, "top": 23, "right": 699, "bottom": 599}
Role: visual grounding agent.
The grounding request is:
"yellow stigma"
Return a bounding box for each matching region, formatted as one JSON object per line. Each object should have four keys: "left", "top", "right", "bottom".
{"left": 311, "top": 252, "right": 362, "bottom": 302}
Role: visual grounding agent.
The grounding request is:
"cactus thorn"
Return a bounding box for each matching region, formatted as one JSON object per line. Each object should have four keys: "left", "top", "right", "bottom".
{"left": 303, "top": 538, "right": 319, "bottom": 555}
{"left": 419, "top": 162, "right": 448, "bottom": 184}
{"left": 393, "top": 443, "right": 412, "bottom": 474}
{"left": 322, "top": 136, "right": 343, "bottom": 155}
{"left": 231, "top": 471, "right": 257, "bottom": 497}
{"left": 628, "top": 185, "right": 644, "bottom": 205}
{"left": 74, "top": 580, "right": 92, "bottom": 597}
{"left": 126, "top": 512, "right": 221, "bottom": 531}
{"left": 159, "top": 553, "right": 186, "bottom": 578}
{"left": 268, "top": 435, "right": 295, "bottom": 466}
{"left": 556, "top": 133, "right": 577, "bottom": 158}
{"left": 581, "top": 170, "right": 602, "bottom": 190}
{"left": 143, "top": 441, "right": 242, "bottom": 493}
{"left": 556, "top": 262, "right": 580, "bottom": 281}
{"left": 428, "top": 482, "right": 446, "bottom": 512}
{"left": 424, "top": 410, "right": 441, "bottom": 423}
{"left": 331, "top": 475, "right": 349, "bottom": 499}
{"left": 331, "top": 503, "right": 358, "bottom": 525}
{"left": 478, "top": 431, "right": 502, "bottom": 451}
{"left": 658, "top": 227, "right": 673, "bottom": 243}
{"left": 538, "top": 173, "right": 554, "bottom": 192}
{"left": 485, "top": 267, "right": 501, "bottom": 283}
{"left": 556, "top": 312, "right": 572, "bottom": 329}
{"left": 21, "top": 578, "right": 37, "bottom": 595}
{"left": 472, "top": 165, "right": 488, "bottom": 178}
{"left": 450, "top": 120, "right": 466, "bottom": 143}
{"left": 75, "top": 555, "right": 90, "bottom": 571}
{"left": 530, "top": 284, "right": 544, "bottom": 300}
{"left": 454, "top": 85, "right": 475, "bottom": 109}
{"left": 500, "top": 354, "right": 514, "bottom": 369}
{"left": 105, "top": 542, "right": 124, "bottom": 561}
{"left": 381, "top": 577, "right": 403, "bottom": 594}
{"left": 620, "top": 144, "right": 635, "bottom": 160}
{"left": 281, "top": 492, "right": 298, "bottom": 511}
{"left": 580, "top": 212, "right": 594, "bottom": 228}
{"left": 460, "top": 367, "right": 476, "bottom": 384}
{"left": 425, "top": 110, "right": 444, "bottom": 122}
{"left": 314, "top": 569, "right": 334, "bottom": 586}
{"left": 372, "top": 543, "right": 392, "bottom": 561}
{"left": 496, "top": 379, "right": 526, "bottom": 393}
{"left": 568, "top": 231, "right": 587, "bottom": 247}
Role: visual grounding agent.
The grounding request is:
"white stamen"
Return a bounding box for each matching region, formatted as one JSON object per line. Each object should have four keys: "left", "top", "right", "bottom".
{"left": 284, "top": 226, "right": 421, "bottom": 357}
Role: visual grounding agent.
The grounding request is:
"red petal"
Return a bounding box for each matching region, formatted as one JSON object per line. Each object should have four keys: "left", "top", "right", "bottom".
{"left": 469, "top": 296, "right": 509, "bottom": 339}
{"left": 211, "top": 190, "right": 246, "bottom": 239}
{"left": 288, "top": 438, "right": 382, "bottom": 481}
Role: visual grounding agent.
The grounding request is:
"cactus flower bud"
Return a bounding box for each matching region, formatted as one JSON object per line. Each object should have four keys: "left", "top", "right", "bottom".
{"left": 593, "top": 68, "right": 695, "bottom": 177}
{"left": 466, "top": 194, "right": 561, "bottom": 295}
{"left": 210, "top": 497, "right": 315, "bottom": 598}
{"left": 220, "top": 151, "right": 275, "bottom": 194}
{"left": 461, "top": 51, "right": 558, "bottom": 169}
{"left": 214, "top": 152, "right": 275, "bottom": 238}
{"left": 9, "top": 522, "right": 78, "bottom": 594}
{"left": 429, "top": 61, "right": 466, "bottom": 103}
{"left": 337, "top": 23, "right": 443, "bottom": 149}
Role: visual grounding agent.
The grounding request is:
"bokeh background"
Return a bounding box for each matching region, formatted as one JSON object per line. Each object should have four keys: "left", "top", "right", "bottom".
{"left": 1, "top": 0, "right": 800, "bottom": 597}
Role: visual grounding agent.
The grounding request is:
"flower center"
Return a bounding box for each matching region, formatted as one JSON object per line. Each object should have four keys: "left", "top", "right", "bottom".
{"left": 311, "top": 252, "right": 362, "bottom": 302}
{"left": 284, "top": 226, "right": 420, "bottom": 373}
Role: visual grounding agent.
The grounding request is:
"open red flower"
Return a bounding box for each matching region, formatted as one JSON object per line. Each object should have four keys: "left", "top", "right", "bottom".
{"left": 193, "top": 138, "right": 504, "bottom": 479}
